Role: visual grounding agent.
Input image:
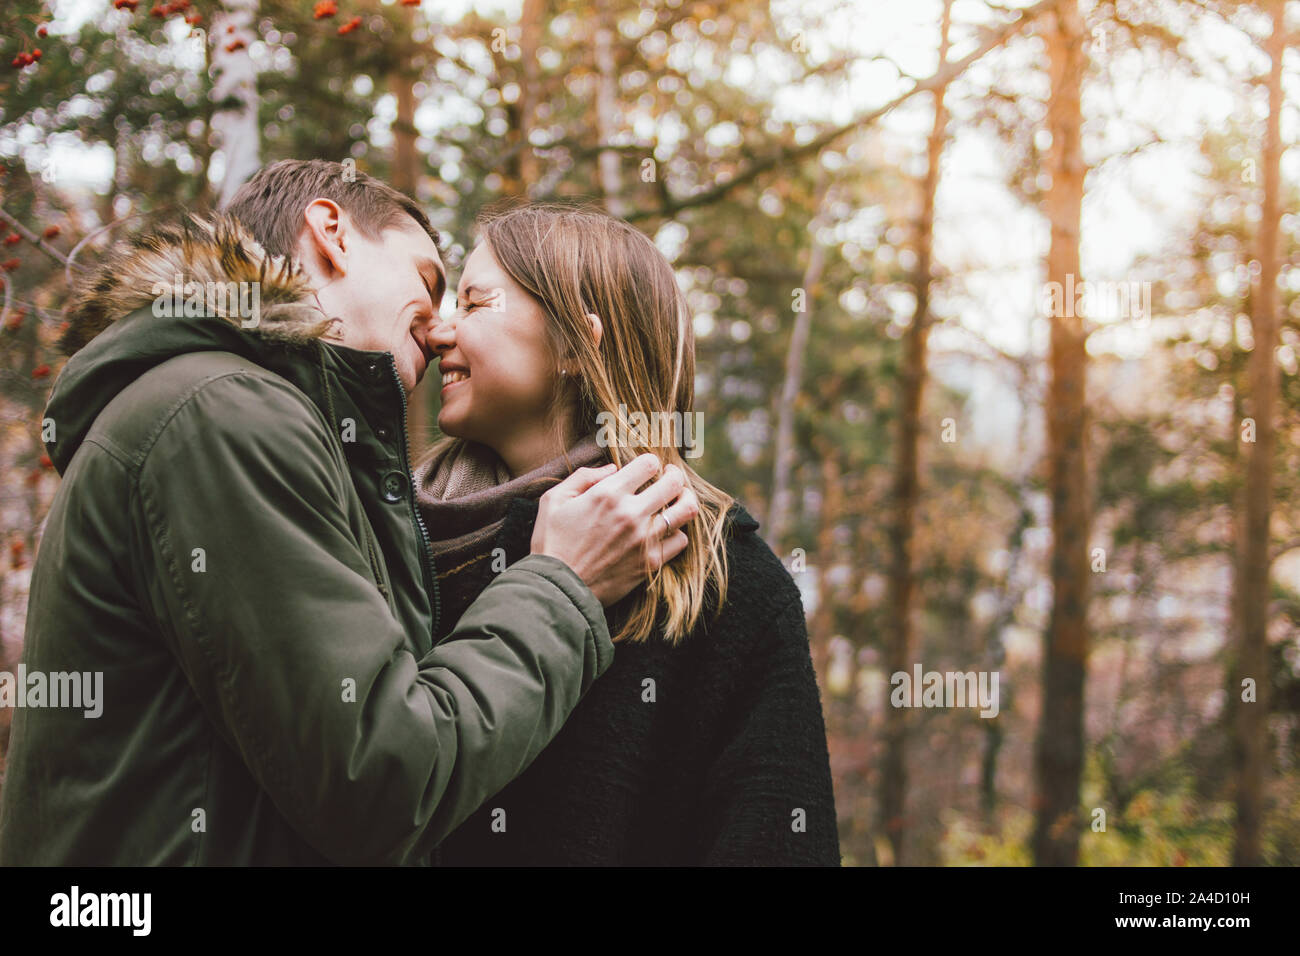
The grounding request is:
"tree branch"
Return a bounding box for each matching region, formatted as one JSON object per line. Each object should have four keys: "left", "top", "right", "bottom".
{"left": 1270, "top": 536, "right": 1300, "bottom": 565}
{"left": 0, "top": 205, "right": 72, "bottom": 268}
{"left": 628, "top": 0, "right": 1067, "bottom": 222}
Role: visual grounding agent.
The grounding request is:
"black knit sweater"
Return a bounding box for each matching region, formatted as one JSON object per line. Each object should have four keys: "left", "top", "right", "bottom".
{"left": 425, "top": 494, "right": 841, "bottom": 867}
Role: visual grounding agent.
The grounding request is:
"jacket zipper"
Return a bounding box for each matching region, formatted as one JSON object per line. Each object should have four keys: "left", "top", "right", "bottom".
{"left": 383, "top": 355, "right": 445, "bottom": 869}
{"left": 383, "top": 353, "right": 441, "bottom": 639}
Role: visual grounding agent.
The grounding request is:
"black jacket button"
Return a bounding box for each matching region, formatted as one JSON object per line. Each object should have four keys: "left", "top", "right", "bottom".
{"left": 381, "top": 470, "right": 408, "bottom": 502}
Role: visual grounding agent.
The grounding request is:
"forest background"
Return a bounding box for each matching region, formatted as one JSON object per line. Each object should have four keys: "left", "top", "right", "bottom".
{"left": 1, "top": 0, "right": 1297, "bottom": 866}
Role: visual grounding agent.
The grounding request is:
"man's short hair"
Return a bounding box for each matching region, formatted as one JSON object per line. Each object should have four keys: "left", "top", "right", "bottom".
{"left": 226, "top": 159, "right": 443, "bottom": 261}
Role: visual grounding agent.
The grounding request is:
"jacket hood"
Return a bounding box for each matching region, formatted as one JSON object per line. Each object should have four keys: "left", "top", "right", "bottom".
{"left": 46, "top": 213, "right": 335, "bottom": 473}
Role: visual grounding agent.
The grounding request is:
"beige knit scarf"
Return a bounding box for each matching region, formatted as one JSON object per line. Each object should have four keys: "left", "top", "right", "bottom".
{"left": 414, "top": 433, "right": 610, "bottom": 556}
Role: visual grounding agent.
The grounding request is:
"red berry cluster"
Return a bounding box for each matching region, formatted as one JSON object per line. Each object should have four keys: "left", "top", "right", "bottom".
{"left": 113, "top": 0, "right": 198, "bottom": 24}
{"left": 11, "top": 20, "right": 53, "bottom": 70}
{"left": 313, "top": 2, "right": 366, "bottom": 36}
{"left": 151, "top": 0, "right": 186, "bottom": 16}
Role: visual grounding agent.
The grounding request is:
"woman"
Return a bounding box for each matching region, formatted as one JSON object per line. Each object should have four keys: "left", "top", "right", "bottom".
{"left": 415, "top": 203, "right": 839, "bottom": 865}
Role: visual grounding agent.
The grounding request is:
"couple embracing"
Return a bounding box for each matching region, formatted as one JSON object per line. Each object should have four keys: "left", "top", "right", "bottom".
{"left": 0, "top": 159, "right": 839, "bottom": 867}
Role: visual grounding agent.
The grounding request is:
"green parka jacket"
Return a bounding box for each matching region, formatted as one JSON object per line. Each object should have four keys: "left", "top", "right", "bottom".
{"left": 0, "top": 215, "right": 613, "bottom": 865}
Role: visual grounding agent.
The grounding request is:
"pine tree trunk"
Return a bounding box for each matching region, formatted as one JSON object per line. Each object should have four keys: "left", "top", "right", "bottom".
{"left": 594, "top": 0, "right": 625, "bottom": 216}
{"left": 1032, "top": 0, "right": 1090, "bottom": 868}
{"left": 515, "top": 0, "right": 546, "bottom": 192}
{"left": 879, "top": 0, "right": 951, "bottom": 867}
{"left": 1230, "top": 0, "right": 1284, "bottom": 868}
{"left": 768, "top": 172, "right": 830, "bottom": 548}
{"left": 390, "top": 71, "right": 434, "bottom": 458}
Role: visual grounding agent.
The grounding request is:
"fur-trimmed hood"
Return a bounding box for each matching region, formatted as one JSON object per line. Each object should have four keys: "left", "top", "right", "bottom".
{"left": 62, "top": 213, "right": 331, "bottom": 354}
{"left": 46, "top": 213, "right": 337, "bottom": 473}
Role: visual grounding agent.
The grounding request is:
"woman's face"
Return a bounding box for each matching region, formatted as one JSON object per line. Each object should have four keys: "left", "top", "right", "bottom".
{"left": 430, "top": 241, "right": 564, "bottom": 472}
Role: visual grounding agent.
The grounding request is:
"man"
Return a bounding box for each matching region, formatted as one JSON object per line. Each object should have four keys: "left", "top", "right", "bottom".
{"left": 0, "top": 159, "right": 697, "bottom": 865}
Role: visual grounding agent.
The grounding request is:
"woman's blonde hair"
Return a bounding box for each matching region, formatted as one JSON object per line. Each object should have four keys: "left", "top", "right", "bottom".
{"left": 425, "top": 202, "right": 733, "bottom": 645}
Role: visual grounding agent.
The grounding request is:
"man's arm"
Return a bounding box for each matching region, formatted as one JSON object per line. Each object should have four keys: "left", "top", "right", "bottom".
{"left": 132, "top": 370, "right": 621, "bottom": 863}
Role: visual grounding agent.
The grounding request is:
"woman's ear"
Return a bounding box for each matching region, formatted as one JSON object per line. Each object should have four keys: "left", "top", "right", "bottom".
{"left": 585, "top": 312, "right": 603, "bottom": 351}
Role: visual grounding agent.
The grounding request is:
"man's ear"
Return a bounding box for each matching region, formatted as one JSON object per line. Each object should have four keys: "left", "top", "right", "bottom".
{"left": 299, "top": 199, "right": 349, "bottom": 278}
{"left": 585, "top": 312, "right": 603, "bottom": 351}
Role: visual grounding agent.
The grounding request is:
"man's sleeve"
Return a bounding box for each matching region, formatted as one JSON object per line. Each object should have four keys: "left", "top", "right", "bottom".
{"left": 132, "top": 370, "right": 613, "bottom": 864}
{"left": 698, "top": 596, "right": 841, "bottom": 865}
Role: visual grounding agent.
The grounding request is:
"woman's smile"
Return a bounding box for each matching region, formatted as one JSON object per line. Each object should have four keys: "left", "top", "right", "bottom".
{"left": 440, "top": 363, "right": 470, "bottom": 393}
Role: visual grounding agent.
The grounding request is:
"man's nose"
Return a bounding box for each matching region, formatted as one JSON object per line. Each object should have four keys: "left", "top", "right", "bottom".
{"left": 428, "top": 314, "right": 456, "bottom": 353}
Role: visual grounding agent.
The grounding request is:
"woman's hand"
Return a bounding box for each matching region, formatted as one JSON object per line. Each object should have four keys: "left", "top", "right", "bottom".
{"left": 531, "top": 453, "right": 699, "bottom": 606}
